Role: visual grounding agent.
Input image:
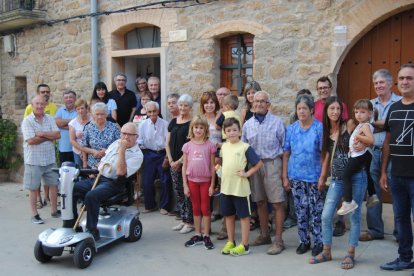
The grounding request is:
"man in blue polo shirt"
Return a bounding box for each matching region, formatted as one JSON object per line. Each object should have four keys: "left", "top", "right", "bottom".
{"left": 55, "top": 90, "right": 77, "bottom": 164}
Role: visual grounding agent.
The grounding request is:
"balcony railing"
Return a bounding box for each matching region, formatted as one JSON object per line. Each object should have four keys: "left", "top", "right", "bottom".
{"left": 0, "top": 0, "right": 46, "bottom": 33}
{"left": 0, "top": 0, "right": 35, "bottom": 13}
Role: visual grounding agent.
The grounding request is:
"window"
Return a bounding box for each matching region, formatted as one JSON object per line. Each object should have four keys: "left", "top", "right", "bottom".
{"left": 15, "top": 76, "right": 27, "bottom": 109}
{"left": 220, "top": 34, "right": 254, "bottom": 95}
{"left": 126, "top": 26, "right": 161, "bottom": 49}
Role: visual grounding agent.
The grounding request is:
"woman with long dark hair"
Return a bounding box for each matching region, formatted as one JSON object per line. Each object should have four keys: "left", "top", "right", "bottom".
{"left": 90, "top": 82, "right": 117, "bottom": 121}
{"left": 309, "top": 96, "right": 367, "bottom": 270}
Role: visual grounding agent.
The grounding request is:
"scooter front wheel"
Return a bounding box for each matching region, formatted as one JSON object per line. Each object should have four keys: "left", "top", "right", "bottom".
{"left": 73, "top": 238, "right": 95, "bottom": 269}
{"left": 34, "top": 240, "right": 53, "bottom": 263}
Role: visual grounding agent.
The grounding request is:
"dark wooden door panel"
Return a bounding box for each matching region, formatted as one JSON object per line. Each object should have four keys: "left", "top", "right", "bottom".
{"left": 337, "top": 8, "right": 414, "bottom": 203}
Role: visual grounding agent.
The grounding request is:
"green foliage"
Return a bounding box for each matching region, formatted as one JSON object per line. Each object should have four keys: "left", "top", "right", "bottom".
{"left": 0, "top": 119, "right": 18, "bottom": 169}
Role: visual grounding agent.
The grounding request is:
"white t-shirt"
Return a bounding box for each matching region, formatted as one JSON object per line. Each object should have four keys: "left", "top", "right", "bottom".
{"left": 68, "top": 117, "right": 90, "bottom": 154}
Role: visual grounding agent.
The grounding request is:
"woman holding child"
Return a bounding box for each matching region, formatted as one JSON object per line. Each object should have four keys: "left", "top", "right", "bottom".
{"left": 309, "top": 96, "right": 368, "bottom": 270}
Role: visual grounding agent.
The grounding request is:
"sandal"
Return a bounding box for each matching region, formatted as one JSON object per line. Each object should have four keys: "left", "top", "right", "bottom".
{"left": 309, "top": 252, "right": 332, "bottom": 264}
{"left": 341, "top": 254, "right": 355, "bottom": 269}
{"left": 36, "top": 200, "right": 43, "bottom": 209}
{"left": 250, "top": 216, "right": 259, "bottom": 231}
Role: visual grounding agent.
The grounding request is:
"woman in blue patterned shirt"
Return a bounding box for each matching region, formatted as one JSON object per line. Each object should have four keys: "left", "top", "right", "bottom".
{"left": 81, "top": 102, "right": 120, "bottom": 168}
{"left": 282, "top": 94, "right": 325, "bottom": 257}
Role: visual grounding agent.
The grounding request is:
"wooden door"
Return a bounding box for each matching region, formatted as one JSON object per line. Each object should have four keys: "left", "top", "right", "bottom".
{"left": 337, "top": 8, "right": 414, "bottom": 203}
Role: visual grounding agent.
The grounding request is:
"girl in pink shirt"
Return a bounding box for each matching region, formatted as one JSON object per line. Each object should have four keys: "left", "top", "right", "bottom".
{"left": 182, "top": 115, "right": 216, "bottom": 249}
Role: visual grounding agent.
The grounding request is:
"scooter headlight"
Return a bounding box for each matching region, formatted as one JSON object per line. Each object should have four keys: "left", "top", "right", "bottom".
{"left": 60, "top": 235, "right": 74, "bottom": 244}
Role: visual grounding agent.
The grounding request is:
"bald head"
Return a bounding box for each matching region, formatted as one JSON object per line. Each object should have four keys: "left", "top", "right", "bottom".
{"left": 216, "top": 87, "right": 231, "bottom": 108}
{"left": 32, "top": 95, "right": 46, "bottom": 117}
{"left": 120, "top": 122, "right": 138, "bottom": 148}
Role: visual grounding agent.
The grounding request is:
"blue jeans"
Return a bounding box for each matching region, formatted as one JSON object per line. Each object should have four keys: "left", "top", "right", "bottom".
{"left": 73, "top": 152, "right": 83, "bottom": 168}
{"left": 389, "top": 175, "right": 414, "bottom": 262}
{"left": 367, "top": 148, "right": 396, "bottom": 238}
{"left": 322, "top": 170, "right": 367, "bottom": 247}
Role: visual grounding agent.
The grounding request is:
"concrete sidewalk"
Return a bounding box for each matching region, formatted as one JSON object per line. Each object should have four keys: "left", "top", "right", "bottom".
{"left": 0, "top": 182, "right": 410, "bottom": 275}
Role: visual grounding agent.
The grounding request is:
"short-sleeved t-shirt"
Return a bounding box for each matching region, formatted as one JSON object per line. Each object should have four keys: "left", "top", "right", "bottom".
{"left": 384, "top": 100, "right": 414, "bottom": 177}
{"left": 283, "top": 119, "right": 323, "bottom": 183}
{"left": 24, "top": 102, "right": 58, "bottom": 118}
{"left": 182, "top": 140, "right": 217, "bottom": 182}
{"left": 68, "top": 117, "right": 90, "bottom": 154}
{"left": 168, "top": 118, "right": 190, "bottom": 161}
{"left": 220, "top": 140, "right": 260, "bottom": 197}
{"left": 109, "top": 89, "right": 137, "bottom": 127}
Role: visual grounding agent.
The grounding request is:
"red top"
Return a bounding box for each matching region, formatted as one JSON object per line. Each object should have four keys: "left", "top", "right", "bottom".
{"left": 314, "top": 99, "right": 349, "bottom": 122}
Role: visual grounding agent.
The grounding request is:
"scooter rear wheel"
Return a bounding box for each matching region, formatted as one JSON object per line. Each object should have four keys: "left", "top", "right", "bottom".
{"left": 73, "top": 238, "right": 95, "bottom": 269}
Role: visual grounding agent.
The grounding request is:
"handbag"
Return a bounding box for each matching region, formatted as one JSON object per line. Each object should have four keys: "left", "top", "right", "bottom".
{"left": 325, "top": 136, "right": 338, "bottom": 187}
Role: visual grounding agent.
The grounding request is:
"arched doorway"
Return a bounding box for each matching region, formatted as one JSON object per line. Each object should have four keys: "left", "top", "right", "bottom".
{"left": 337, "top": 8, "right": 414, "bottom": 203}
{"left": 337, "top": 8, "right": 414, "bottom": 108}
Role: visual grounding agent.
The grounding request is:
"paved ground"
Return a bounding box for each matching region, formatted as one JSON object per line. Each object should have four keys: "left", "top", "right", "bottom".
{"left": 0, "top": 181, "right": 411, "bottom": 275}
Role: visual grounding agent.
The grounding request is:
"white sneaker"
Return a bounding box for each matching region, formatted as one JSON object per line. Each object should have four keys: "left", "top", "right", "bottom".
{"left": 179, "top": 224, "right": 195, "bottom": 234}
{"left": 366, "top": 194, "right": 380, "bottom": 207}
{"left": 172, "top": 222, "right": 185, "bottom": 231}
{"left": 337, "top": 200, "right": 358, "bottom": 215}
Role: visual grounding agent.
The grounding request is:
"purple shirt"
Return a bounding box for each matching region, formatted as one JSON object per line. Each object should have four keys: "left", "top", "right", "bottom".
{"left": 182, "top": 140, "right": 216, "bottom": 182}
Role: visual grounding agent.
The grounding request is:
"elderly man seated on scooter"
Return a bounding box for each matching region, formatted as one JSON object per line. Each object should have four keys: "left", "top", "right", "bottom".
{"left": 72, "top": 122, "right": 143, "bottom": 241}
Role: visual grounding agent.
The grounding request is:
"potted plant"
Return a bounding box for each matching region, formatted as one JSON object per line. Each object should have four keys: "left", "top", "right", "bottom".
{"left": 0, "top": 118, "right": 19, "bottom": 181}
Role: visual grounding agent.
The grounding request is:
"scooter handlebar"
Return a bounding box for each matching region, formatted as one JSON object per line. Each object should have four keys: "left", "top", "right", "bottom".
{"left": 52, "top": 168, "right": 99, "bottom": 175}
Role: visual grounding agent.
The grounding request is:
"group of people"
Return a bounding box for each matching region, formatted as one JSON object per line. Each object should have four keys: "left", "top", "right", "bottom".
{"left": 21, "top": 64, "right": 414, "bottom": 272}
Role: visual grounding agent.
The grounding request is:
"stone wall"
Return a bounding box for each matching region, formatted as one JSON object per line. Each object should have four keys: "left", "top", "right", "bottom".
{"left": 1, "top": 0, "right": 413, "bottom": 181}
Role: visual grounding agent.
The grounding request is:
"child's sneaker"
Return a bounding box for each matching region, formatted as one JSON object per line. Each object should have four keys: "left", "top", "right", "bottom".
{"left": 366, "top": 194, "right": 380, "bottom": 207}
{"left": 230, "top": 244, "right": 250, "bottom": 256}
{"left": 337, "top": 200, "right": 358, "bottom": 215}
{"left": 221, "top": 241, "right": 235, "bottom": 255}
{"left": 184, "top": 235, "right": 203, "bottom": 247}
{"left": 203, "top": 236, "right": 214, "bottom": 250}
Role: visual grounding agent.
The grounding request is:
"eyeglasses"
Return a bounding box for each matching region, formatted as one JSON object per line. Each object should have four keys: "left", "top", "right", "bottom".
{"left": 121, "top": 132, "right": 137, "bottom": 137}
{"left": 317, "top": 86, "right": 331, "bottom": 91}
{"left": 116, "top": 79, "right": 126, "bottom": 82}
{"left": 39, "top": 90, "right": 50, "bottom": 94}
{"left": 137, "top": 82, "right": 146, "bottom": 85}
{"left": 254, "top": 100, "right": 269, "bottom": 104}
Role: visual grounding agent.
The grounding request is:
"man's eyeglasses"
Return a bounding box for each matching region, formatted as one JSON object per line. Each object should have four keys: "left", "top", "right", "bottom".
{"left": 121, "top": 132, "right": 137, "bottom": 137}
{"left": 317, "top": 86, "right": 331, "bottom": 91}
{"left": 116, "top": 79, "right": 126, "bottom": 82}
{"left": 39, "top": 90, "right": 50, "bottom": 94}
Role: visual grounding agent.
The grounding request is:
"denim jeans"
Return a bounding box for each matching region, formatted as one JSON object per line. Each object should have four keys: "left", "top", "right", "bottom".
{"left": 367, "top": 148, "right": 394, "bottom": 238}
{"left": 389, "top": 175, "right": 414, "bottom": 262}
{"left": 322, "top": 170, "right": 367, "bottom": 247}
{"left": 73, "top": 152, "right": 83, "bottom": 168}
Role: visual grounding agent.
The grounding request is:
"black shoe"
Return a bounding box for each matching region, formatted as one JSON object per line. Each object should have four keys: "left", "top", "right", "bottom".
{"left": 296, "top": 243, "right": 310, "bottom": 254}
{"left": 88, "top": 229, "right": 100, "bottom": 241}
{"left": 185, "top": 235, "right": 203, "bottom": 247}
{"left": 333, "top": 221, "right": 346, "bottom": 237}
{"left": 312, "top": 244, "right": 323, "bottom": 256}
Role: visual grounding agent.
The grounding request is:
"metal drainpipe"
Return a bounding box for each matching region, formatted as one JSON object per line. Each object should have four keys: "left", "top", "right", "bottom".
{"left": 91, "top": 0, "right": 98, "bottom": 86}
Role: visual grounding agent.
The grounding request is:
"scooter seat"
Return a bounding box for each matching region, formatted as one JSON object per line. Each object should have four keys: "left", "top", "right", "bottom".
{"left": 100, "top": 176, "right": 135, "bottom": 207}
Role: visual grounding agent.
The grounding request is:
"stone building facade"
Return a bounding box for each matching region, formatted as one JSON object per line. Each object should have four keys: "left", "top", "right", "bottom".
{"left": 1, "top": 0, "right": 413, "bottom": 180}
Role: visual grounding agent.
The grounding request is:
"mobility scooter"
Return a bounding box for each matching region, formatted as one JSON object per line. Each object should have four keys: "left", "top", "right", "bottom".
{"left": 34, "top": 162, "right": 142, "bottom": 268}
